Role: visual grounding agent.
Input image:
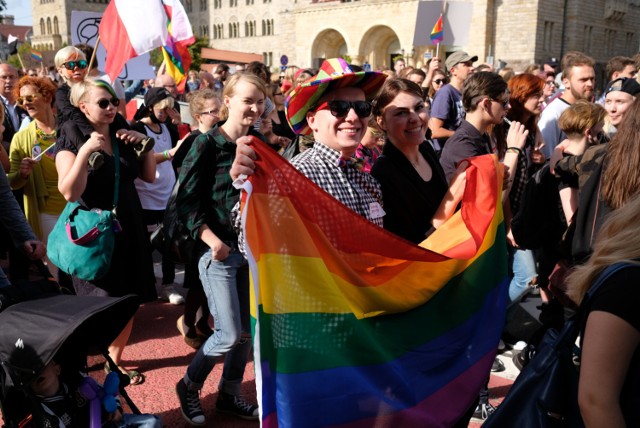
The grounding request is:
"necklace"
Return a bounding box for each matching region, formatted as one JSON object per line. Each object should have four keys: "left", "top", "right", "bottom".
{"left": 35, "top": 122, "right": 56, "bottom": 141}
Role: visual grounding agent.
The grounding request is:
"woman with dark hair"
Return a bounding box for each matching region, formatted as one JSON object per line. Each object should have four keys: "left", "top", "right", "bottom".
{"left": 501, "top": 73, "right": 547, "bottom": 304}
{"left": 555, "top": 97, "right": 640, "bottom": 263}
{"left": 428, "top": 68, "right": 448, "bottom": 103}
{"left": 371, "top": 78, "right": 465, "bottom": 244}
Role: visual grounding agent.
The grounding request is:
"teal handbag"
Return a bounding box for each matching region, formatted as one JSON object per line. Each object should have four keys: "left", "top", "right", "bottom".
{"left": 48, "top": 140, "right": 120, "bottom": 281}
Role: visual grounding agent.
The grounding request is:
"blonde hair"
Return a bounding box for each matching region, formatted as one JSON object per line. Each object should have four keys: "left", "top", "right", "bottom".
{"left": 567, "top": 194, "right": 640, "bottom": 304}
{"left": 54, "top": 46, "right": 86, "bottom": 69}
{"left": 69, "top": 78, "right": 117, "bottom": 108}
{"left": 219, "top": 73, "right": 267, "bottom": 121}
{"left": 558, "top": 100, "right": 606, "bottom": 138}
{"left": 187, "top": 88, "right": 221, "bottom": 120}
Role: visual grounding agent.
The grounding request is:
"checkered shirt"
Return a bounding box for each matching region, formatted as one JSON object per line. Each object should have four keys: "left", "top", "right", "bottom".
{"left": 291, "top": 142, "right": 383, "bottom": 227}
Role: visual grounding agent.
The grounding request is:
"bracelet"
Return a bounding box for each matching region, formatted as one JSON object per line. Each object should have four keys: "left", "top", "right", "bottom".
{"left": 506, "top": 147, "right": 523, "bottom": 156}
{"left": 163, "top": 150, "right": 173, "bottom": 160}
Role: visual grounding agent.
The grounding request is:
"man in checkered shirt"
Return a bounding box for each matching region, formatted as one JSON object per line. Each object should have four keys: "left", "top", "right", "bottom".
{"left": 231, "top": 58, "right": 388, "bottom": 226}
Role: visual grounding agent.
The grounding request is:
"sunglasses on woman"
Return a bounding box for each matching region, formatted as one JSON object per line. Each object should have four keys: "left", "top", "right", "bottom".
{"left": 433, "top": 79, "right": 447, "bottom": 85}
{"left": 16, "top": 93, "right": 41, "bottom": 106}
{"left": 314, "top": 100, "right": 372, "bottom": 118}
{"left": 95, "top": 97, "right": 120, "bottom": 109}
{"left": 63, "top": 60, "right": 88, "bottom": 70}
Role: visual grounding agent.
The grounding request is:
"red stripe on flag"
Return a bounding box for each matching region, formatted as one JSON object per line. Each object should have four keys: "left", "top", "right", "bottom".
{"left": 99, "top": 1, "right": 137, "bottom": 82}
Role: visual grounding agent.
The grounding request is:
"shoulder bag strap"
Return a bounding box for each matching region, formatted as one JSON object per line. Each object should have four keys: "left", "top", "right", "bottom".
{"left": 112, "top": 133, "right": 120, "bottom": 212}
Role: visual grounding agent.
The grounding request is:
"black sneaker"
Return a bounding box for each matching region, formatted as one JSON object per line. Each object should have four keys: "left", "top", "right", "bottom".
{"left": 216, "top": 391, "right": 259, "bottom": 420}
{"left": 176, "top": 379, "right": 206, "bottom": 426}
{"left": 491, "top": 357, "right": 505, "bottom": 372}
{"left": 473, "top": 402, "right": 497, "bottom": 420}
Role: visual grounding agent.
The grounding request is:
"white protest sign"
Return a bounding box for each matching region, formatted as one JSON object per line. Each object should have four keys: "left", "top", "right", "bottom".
{"left": 413, "top": 1, "right": 473, "bottom": 47}
{"left": 71, "top": 11, "right": 156, "bottom": 81}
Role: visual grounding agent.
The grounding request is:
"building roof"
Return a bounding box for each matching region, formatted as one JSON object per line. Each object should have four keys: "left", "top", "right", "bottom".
{"left": 0, "top": 24, "right": 33, "bottom": 42}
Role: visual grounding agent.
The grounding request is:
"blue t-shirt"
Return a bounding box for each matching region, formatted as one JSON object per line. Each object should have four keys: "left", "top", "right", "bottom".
{"left": 430, "top": 84, "right": 465, "bottom": 147}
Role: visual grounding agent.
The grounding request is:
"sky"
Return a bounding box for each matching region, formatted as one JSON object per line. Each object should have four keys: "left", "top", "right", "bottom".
{"left": 3, "top": 0, "right": 32, "bottom": 26}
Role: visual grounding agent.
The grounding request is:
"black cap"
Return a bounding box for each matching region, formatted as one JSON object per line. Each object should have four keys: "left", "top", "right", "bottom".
{"left": 144, "top": 87, "right": 172, "bottom": 107}
{"left": 605, "top": 77, "right": 640, "bottom": 97}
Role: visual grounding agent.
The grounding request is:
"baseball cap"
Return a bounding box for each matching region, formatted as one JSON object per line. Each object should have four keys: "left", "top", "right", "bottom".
{"left": 445, "top": 51, "right": 478, "bottom": 71}
{"left": 605, "top": 77, "right": 640, "bottom": 97}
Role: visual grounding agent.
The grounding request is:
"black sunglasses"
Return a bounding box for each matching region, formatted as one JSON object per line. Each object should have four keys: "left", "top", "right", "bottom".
{"left": 63, "top": 60, "right": 88, "bottom": 70}
{"left": 433, "top": 79, "right": 447, "bottom": 85}
{"left": 96, "top": 97, "right": 120, "bottom": 109}
{"left": 315, "top": 100, "right": 372, "bottom": 118}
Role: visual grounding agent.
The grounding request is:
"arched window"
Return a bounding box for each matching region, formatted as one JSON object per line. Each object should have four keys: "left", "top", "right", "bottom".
{"left": 47, "top": 17, "right": 52, "bottom": 35}
{"left": 40, "top": 18, "right": 45, "bottom": 35}
{"left": 54, "top": 16, "right": 59, "bottom": 34}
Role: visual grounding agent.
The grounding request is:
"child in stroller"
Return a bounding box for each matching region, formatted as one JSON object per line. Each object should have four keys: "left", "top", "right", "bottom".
{"left": 28, "top": 358, "right": 161, "bottom": 428}
{"left": 0, "top": 294, "right": 160, "bottom": 428}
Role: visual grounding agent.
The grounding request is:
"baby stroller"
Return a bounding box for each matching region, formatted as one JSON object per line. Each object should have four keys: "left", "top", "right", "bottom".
{"left": 0, "top": 293, "right": 140, "bottom": 427}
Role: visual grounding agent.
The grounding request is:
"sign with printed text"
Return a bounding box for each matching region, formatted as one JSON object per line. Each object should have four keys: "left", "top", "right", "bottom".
{"left": 71, "top": 11, "right": 156, "bottom": 81}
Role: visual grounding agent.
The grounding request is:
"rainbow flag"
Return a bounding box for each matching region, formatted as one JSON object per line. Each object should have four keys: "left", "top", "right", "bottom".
{"left": 31, "top": 49, "right": 43, "bottom": 62}
{"left": 239, "top": 140, "right": 509, "bottom": 427}
{"left": 430, "top": 14, "right": 444, "bottom": 45}
{"left": 161, "top": 0, "right": 194, "bottom": 93}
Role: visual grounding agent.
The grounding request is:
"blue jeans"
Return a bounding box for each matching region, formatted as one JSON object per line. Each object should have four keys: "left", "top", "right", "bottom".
{"left": 118, "top": 413, "right": 162, "bottom": 427}
{"left": 184, "top": 249, "right": 252, "bottom": 395}
{"left": 508, "top": 246, "right": 537, "bottom": 305}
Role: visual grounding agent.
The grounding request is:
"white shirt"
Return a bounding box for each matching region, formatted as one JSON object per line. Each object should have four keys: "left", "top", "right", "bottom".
{"left": 538, "top": 97, "right": 571, "bottom": 158}
{"left": 134, "top": 123, "right": 176, "bottom": 210}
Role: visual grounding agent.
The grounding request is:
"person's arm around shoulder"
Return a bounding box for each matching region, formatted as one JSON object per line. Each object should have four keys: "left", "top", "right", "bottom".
{"left": 579, "top": 309, "right": 640, "bottom": 426}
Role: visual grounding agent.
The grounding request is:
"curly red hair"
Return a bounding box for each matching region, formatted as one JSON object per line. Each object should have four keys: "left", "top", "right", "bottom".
{"left": 14, "top": 76, "right": 58, "bottom": 107}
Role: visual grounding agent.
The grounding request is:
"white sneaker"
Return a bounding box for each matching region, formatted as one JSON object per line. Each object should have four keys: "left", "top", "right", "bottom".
{"left": 161, "top": 285, "right": 185, "bottom": 305}
{"left": 513, "top": 340, "right": 528, "bottom": 351}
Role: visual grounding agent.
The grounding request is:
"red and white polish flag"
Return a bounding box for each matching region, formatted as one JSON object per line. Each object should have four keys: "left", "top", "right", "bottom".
{"left": 99, "top": 0, "right": 170, "bottom": 81}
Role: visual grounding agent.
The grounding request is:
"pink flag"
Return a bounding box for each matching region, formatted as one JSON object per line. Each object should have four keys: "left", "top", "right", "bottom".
{"left": 99, "top": 0, "right": 193, "bottom": 82}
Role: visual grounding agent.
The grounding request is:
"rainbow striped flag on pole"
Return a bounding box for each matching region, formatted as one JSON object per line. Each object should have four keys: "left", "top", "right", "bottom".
{"left": 239, "top": 140, "right": 509, "bottom": 427}
{"left": 160, "top": 0, "right": 194, "bottom": 93}
{"left": 430, "top": 14, "right": 444, "bottom": 45}
{"left": 30, "top": 49, "right": 43, "bottom": 62}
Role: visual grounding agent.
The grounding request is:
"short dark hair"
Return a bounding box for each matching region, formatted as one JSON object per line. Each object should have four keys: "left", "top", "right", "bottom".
{"left": 605, "top": 56, "right": 635, "bottom": 81}
{"left": 462, "top": 71, "right": 508, "bottom": 112}
{"left": 215, "top": 63, "right": 230, "bottom": 74}
{"left": 74, "top": 43, "right": 98, "bottom": 68}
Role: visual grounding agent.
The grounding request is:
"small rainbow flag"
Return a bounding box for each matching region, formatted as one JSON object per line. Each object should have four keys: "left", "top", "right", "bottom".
{"left": 239, "top": 139, "right": 508, "bottom": 427}
{"left": 161, "top": 0, "right": 194, "bottom": 93}
{"left": 31, "top": 49, "right": 43, "bottom": 62}
{"left": 430, "top": 14, "right": 444, "bottom": 45}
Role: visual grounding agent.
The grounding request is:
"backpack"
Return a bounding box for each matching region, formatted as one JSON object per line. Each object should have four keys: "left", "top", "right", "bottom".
{"left": 484, "top": 262, "right": 633, "bottom": 428}
{"left": 511, "top": 164, "right": 565, "bottom": 250}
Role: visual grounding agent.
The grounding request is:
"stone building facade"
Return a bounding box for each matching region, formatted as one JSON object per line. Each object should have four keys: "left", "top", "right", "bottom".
{"left": 29, "top": 0, "right": 640, "bottom": 72}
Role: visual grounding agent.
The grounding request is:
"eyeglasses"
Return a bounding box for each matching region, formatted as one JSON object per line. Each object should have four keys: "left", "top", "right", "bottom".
{"left": 199, "top": 109, "right": 219, "bottom": 116}
{"left": 62, "top": 60, "right": 88, "bottom": 70}
{"left": 16, "top": 94, "right": 42, "bottom": 106}
{"left": 95, "top": 97, "right": 120, "bottom": 109}
{"left": 490, "top": 97, "right": 510, "bottom": 109}
{"left": 545, "top": 80, "right": 556, "bottom": 86}
{"left": 314, "top": 100, "right": 372, "bottom": 118}
{"left": 279, "top": 75, "right": 285, "bottom": 80}
{"left": 433, "top": 79, "right": 447, "bottom": 85}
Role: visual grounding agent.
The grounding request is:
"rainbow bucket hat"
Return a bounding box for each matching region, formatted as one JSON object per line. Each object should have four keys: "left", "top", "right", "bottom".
{"left": 285, "top": 58, "right": 387, "bottom": 135}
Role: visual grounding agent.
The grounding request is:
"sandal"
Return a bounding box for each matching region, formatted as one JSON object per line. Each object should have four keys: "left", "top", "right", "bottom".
{"left": 104, "top": 364, "right": 146, "bottom": 386}
{"left": 177, "top": 315, "right": 204, "bottom": 349}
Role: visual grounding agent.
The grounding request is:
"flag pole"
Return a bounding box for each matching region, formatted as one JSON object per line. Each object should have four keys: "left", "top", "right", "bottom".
{"left": 88, "top": 35, "right": 100, "bottom": 71}
{"left": 17, "top": 52, "right": 26, "bottom": 71}
{"left": 439, "top": 0, "right": 448, "bottom": 60}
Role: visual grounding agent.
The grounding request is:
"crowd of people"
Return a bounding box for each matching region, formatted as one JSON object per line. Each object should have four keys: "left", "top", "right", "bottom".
{"left": 1, "top": 44, "right": 640, "bottom": 427}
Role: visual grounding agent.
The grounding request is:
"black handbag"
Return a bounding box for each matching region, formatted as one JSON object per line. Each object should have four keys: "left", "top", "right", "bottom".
{"left": 484, "top": 262, "right": 632, "bottom": 428}
{"left": 150, "top": 179, "right": 201, "bottom": 264}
